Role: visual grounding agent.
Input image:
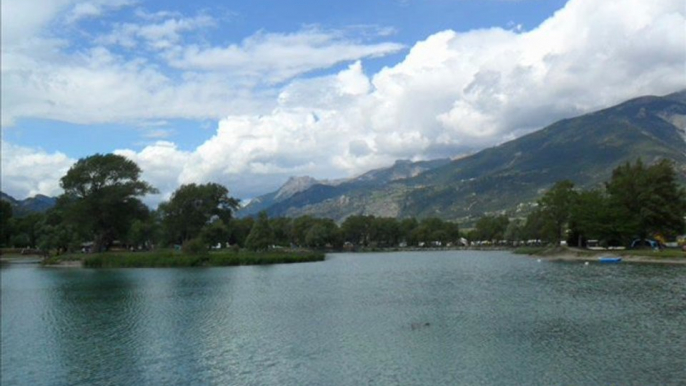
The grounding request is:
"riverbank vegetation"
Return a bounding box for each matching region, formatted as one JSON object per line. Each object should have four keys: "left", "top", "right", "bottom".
{"left": 80, "top": 250, "right": 324, "bottom": 268}
{"left": 515, "top": 159, "right": 686, "bottom": 249}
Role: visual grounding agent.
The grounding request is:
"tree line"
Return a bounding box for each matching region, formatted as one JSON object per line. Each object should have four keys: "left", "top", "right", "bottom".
{"left": 1, "top": 155, "right": 684, "bottom": 253}
{"left": 466, "top": 159, "right": 686, "bottom": 247}
{"left": 0, "top": 153, "right": 464, "bottom": 253}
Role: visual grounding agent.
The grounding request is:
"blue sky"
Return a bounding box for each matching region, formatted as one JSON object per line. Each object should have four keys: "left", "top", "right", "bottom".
{"left": 4, "top": 0, "right": 568, "bottom": 156}
{"left": 2, "top": 0, "right": 685, "bottom": 203}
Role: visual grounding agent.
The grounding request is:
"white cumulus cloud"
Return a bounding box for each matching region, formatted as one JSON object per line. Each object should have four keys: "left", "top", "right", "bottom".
{"left": 139, "top": 0, "right": 685, "bottom": 199}
{"left": 2, "top": 0, "right": 685, "bottom": 203}
{"left": 0, "top": 143, "right": 75, "bottom": 198}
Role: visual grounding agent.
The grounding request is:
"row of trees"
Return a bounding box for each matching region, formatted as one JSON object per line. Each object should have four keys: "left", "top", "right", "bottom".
{"left": 0, "top": 154, "right": 240, "bottom": 253}
{"left": 470, "top": 159, "right": 686, "bottom": 247}
{"left": 239, "top": 213, "right": 462, "bottom": 250}
{"left": 1, "top": 155, "right": 684, "bottom": 253}
{"left": 0, "top": 153, "right": 464, "bottom": 253}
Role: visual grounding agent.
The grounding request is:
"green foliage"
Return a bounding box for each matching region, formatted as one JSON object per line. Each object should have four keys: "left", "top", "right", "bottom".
{"left": 512, "top": 247, "right": 548, "bottom": 255}
{"left": 606, "top": 159, "right": 686, "bottom": 242}
{"left": 339, "top": 215, "right": 459, "bottom": 247}
{"left": 516, "top": 159, "right": 686, "bottom": 247}
{"left": 291, "top": 215, "right": 319, "bottom": 246}
{"left": 537, "top": 180, "right": 578, "bottom": 242}
{"left": 208, "top": 250, "right": 325, "bottom": 266}
{"left": 37, "top": 224, "right": 81, "bottom": 253}
{"left": 200, "top": 220, "right": 229, "bottom": 247}
{"left": 182, "top": 238, "right": 208, "bottom": 255}
{"left": 9, "top": 233, "right": 30, "bottom": 248}
{"left": 399, "top": 218, "right": 419, "bottom": 242}
{"left": 126, "top": 218, "right": 160, "bottom": 249}
{"left": 568, "top": 189, "right": 618, "bottom": 246}
{"left": 304, "top": 219, "right": 340, "bottom": 248}
{"left": 41, "top": 256, "right": 63, "bottom": 265}
{"left": 245, "top": 212, "right": 274, "bottom": 251}
{"left": 369, "top": 217, "right": 401, "bottom": 247}
{"left": 227, "top": 217, "right": 254, "bottom": 247}
{"left": 83, "top": 251, "right": 207, "bottom": 268}
{"left": 81, "top": 250, "right": 324, "bottom": 268}
{"left": 340, "top": 215, "right": 374, "bottom": 246}
{"left": 160, "top": 183, "right": 239, "bottom": 244}
{"left": 7, "top": 212, "right": 45, "bottom": 248}
{"left": 269, "top": 217, "right": 293, "bottom": 246}
{"left": 0, "top": 200, "right": 12, "bottom": 247}
{"left": 471, "top": 215, "right": 509, "bottom": 242}
{"left": 504, "top": 219, "right": 524, "bottom": 242}
{"left": 59, "top": 154, "right": 157, "bottom": 251}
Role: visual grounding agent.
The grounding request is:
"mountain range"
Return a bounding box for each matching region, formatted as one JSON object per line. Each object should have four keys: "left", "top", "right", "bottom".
{"left": 237, "top": 91, "right": 686, "bottom": 222}
{"left": 4, "top": 91, "right": 685, "bottom": 222}
{"left": 1, "top": 192, "right": 57, "bottom": 217}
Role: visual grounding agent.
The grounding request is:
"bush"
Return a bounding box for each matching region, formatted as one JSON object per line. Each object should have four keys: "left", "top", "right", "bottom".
{"left": 41, "top": 256, "right": 62, "bottom": 266}
{"left": 182, "top": 238, "right": 208, "bottom": 255}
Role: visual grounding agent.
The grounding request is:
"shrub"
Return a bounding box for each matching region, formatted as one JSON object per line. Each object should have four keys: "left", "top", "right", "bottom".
{"left": 182, "top": 238, "right": 208, "bottom": 255}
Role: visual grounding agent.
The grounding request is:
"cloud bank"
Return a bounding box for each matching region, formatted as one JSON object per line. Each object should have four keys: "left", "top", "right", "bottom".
{"left": 2, "top": 0, "right": 685, "bottom": 203}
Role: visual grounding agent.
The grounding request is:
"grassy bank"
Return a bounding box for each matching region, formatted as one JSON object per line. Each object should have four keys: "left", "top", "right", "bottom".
{"left": 513, "top": 245, "right": 685, "bottom": 261}
{"left": 512, "top": 247, "right": 549, "bottom": 256}
{"left": 619, "top": 249, "right": 686, "bottom": 259}
{"left": 511, "top": 246, "right": 585, "bottom": 256}
{"left": 56, "top": 250, "right": 325, "bottom": 268}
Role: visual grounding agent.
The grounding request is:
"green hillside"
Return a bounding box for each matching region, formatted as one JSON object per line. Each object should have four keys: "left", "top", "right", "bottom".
{"left": 258, "top": 92, "right": 686, "bottom": 222}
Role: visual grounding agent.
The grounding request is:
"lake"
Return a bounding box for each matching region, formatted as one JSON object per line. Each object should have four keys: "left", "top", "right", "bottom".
{"left": 2, "top": 251, "right": 685, "bottom": 386}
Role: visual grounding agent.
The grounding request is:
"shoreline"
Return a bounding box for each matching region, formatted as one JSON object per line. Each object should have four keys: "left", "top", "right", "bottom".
{"left": 2, "top": 247, "right": 684, "bottom": 267}
{"left": 520, "top": 248, "right": 686, "bottom": 265}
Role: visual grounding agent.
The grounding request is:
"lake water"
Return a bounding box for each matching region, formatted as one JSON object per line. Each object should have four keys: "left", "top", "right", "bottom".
{"left": 2, "top": 251, "right": 685, "bottom": 386}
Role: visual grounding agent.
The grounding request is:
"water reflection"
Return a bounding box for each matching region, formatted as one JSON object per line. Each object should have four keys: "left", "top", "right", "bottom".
{"left": 45, "top": 270, "right": 146, "bottom": 386}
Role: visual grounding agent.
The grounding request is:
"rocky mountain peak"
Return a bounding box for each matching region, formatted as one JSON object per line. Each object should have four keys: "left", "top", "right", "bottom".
{"left": 274, "top": 176, "right": 320, "bottom": 200}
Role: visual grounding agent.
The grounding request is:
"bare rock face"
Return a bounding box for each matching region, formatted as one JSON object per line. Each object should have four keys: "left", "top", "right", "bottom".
{"left": 274, "top": 176, "right": 320, "bottom": 200}
{"left": 659, "top": 113, "right": 686, "bottom": 145}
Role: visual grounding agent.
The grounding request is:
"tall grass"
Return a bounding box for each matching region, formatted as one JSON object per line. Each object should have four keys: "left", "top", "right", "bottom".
{"left": 82, "top": 250, "right": 325, "bottom": 268}
{"left": 620, "top": 249, "right": 685, "bottom": 259}
{"left": 512, "top": 247, "right": 549, "bottom": 255}
{"left": 208, "top": 251, "right": 324, "bottom": 266}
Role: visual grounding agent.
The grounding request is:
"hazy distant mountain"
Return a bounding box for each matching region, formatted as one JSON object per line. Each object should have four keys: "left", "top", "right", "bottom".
{"left": 238, "top": 176, "right": 321, "bottom": 217}
{"left": 1, "top": 192, "right": 57, "bottom": 216}
{"left": 250, "top": 91, "right": 686, "bottom": 222}
{"left": 237, "top": 158, "right": 450, "bottom": 218}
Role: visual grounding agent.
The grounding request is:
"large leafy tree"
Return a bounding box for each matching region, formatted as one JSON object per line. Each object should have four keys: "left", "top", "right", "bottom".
{"left": 537, "top": 180, "right": 578, "bottom": 243}
{"left": 340, "top": 215, "right": 374, "bottom": 246}
{"left": 245, "top": 212, "right": 274, "bottom": 251}
{"left": 160, "top": 183, "right": 239, "bottom": 244}
{"left": 269, "top": 217, "right": 293, "bottom": 246}
{"left": 60, "top": 154, "right": 157, "bottom": 251}
{"left": 606, "top": 159, "right": 686, "bottom": 242}
{"left": 470, "top": 215, "right": 509, "bottom": 242}
{"left": 227, "top": 217, "right": 254, "bottom": 247}
{"left": 568, "top": 189, "right": 611, "bottom": 245}
{"left": 304, "top": 218, "right": 340, "bottom": 248}
{"left": 369, "top": 217, "right": 400, "bottom": 247}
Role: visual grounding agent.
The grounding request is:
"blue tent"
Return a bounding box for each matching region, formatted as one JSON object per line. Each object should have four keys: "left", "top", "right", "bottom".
{"left": 630, "top": 239, "right": 659, "bottom": 249}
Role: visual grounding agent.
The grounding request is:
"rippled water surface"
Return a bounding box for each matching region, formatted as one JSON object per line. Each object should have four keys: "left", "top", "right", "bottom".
{"left": 2, "top": 251, "right": 685, "bottom": 386}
